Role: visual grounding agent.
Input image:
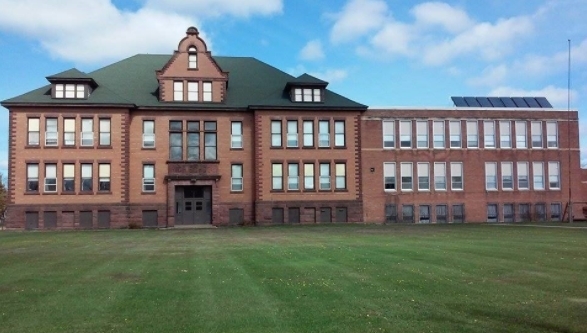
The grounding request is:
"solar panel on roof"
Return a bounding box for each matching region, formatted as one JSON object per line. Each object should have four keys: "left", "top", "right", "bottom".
{"left": 524, "top": 97, "right": 541, "bottom": 108}
{"left": 464, "top": 97, "right": 481, "bottom": 107}
{"left": 451, "top": 96, "right": 468, "bottom": 107}
{"left": 535, "top": 97, "right": 553, "bottom": 108}
{"left": 477, "top": 97, "right": 492, "bottom": 107}
{"left": 488, "top": 97, "right": 505, "bottom": 107}
{"left": 512, "top": 97, "right": 529, "bottom": 107}
{"left": 500, "top": 97, "right": 517, "bottom": 107}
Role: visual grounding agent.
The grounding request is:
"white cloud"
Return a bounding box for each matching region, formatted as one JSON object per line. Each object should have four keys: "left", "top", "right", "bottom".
{"left": 145, "top": 0, "right": 282, "bottom": 18}
{"left": 517, "top": 38, "right": 587, "bottom": 77}
{"left": 422, "top": 16, "right": 534, "bottom": 66}
{"left": 369, "top": 22, "right": 413, "bottom": 57}
{"left": 299, "top": 40, "right": 325, "bottom": 61}
{"left": 329, "top": 0, "right": 389, "bottom": 44}
{"left": 309, "top": 69, "right": 348, "bottom": 83}
{"left": 329, "top": 1, "right": 536, "bottom": 66}
{"left": 467, "top": 64, "right": 509, "bottom": 87}
{"left": 0, "top": 0, "right": 283, "bottom": 64}
{"left": 411, "top": 2, "right": 473, "bottom": 33}
{"left": 489, "top": 85, "right": 576, "bottom": 108}
{"left": 0, "top": 151, "right": 7, "bottom": 172}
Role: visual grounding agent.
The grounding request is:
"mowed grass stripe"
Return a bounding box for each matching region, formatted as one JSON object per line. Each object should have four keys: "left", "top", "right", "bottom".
{"left": 0, "top": 224, "right": 586, "bottom": 333}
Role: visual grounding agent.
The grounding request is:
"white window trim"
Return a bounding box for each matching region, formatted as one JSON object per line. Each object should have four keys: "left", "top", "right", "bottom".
{"left": 383, "top": 120, "right": 395, "bottom": 149}
{"left": 450, "top": 162, "right": 464, "bottom": 191}
{"left": 416, "top": 120, "right": 428, "bottom": 149}
{"left": 485, "top": 162, "right": 498, "bottom": 191}
{"left": 501, "top": 162, "right": 514, "bottom": 191}
{"left": 434, "top": 162, "right": 447, "bottom": 191}
{"left": 466, "top": 120, "right": 479, "bottom": 149}
{"left": 383, "top": 162, "right": 396, "bottom": 192}
{"left": 449, "top": 120, "right": 461, "bottom": 149}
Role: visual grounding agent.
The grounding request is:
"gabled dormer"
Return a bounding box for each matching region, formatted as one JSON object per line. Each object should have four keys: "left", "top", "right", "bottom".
{"left": 156, "top": 27, "right": 229, "bottom": 103}
{"left": 46, "top": 68, "right": 97, "bottom": 99}
{"left": 285, "top": 74, "right": 328, "bottom": 103}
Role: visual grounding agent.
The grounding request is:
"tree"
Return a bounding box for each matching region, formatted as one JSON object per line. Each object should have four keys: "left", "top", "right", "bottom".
{"left": 0, "top": 173, "right": 7, "bottom": 228}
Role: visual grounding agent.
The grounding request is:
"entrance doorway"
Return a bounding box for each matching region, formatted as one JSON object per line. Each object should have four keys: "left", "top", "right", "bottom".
{"left": 175, "top": 186, "right": 212, "bottom": 225}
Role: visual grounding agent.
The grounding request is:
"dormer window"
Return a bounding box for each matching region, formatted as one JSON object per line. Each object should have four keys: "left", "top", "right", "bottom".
{"left": 55, "top": 83, "right": 88, "bottom": 99}
{"left": 293, "top": 88, "right": 322, "bottom": 102}
{"left": 188, "top": 46, "right": 197, "bottom": 69}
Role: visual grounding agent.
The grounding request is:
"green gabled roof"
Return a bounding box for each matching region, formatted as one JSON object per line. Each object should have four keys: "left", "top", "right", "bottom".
{"left": 2, "top": 54, "right": 366, "bottom": 110}
{"left": 46, "top": 68, "right": 93, "bottom": 80}
{"left": 287, "top": 73, "right": 328, "bottom": 86}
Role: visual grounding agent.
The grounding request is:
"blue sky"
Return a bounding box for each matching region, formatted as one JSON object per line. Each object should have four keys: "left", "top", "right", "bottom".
{"left": 1, "top": 0, "right": 587, "bottom": 178}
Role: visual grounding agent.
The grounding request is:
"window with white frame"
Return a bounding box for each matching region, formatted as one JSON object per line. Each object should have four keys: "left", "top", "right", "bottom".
{"left": 27, "top": 164, "right": 39, "bottom": 192}
{"left": 450, "top": 162, "right": 463, "bottom": 190}
{"left": 45, "top": 118, "right": 58, "bottom": 146}
{"left": 203, "top": 82, "right": 212, "bottom": 102}
{"left": 231, "top": 121, "right": 243, "bottom": 149}
{"left": 188, "top": 46, "right": 197, "bottom": 69}
{"left": 169, "top": 121, "right": 183, "bottom": 160}
{"left": 515, "top": 121, "right": 527, "bottom": 149}
{"left": 99, "top": 119, "right": 111, "bottom": 146}
{"left": 303, "top": 121, "right": 313, "bottom": 147}
{"left": 434, "top": 162, "right": 446, "bottom": 190}
{"left": 416, "top": 121, "right": 428, "bottom": 148}
{"left": 203, "top": 121, "right": 217, "bottom": 160}
{"left": 28, "top": 118, "right": 40, "bottom": 146}
{"left": 271, "top": 120, "right": 281, "bottom": 147}
{"left": 143, "top": 164, "right": 155, "bottom": 192}
{"left": 401, "top": 162, "right": 413, "bottom": 191}
{"left": 548, "top": 161, "right": 560, "bottom": 189}
{"left": 173, "top": 81, "right": 183, "bottom": 101}
{"left": 449, "top": 121, "right": 461, "bottom": 148}
{"left": 318, "top": 120, "right": 330, "bottom": 147}
{"left": 319, "top": 163, "right": 331, "bottom": 190}
{"left": 44, "top": 164, "right": 57, "bottom": 192}
{"left": 485, "top": 162, "right": 497, "bottom": 190}
{"left": 288, "top": 163, "right": 299, "bottom": 190}
{"left": 517, "top": 162, "right": 529, "bottom": 190}
{"left": 384, "top": 162, "right": 396, "bottom": 190}
{"left": 399, "top": 120, "right": 411, "bottom": 148}
{"left": 417, "top": 163, "right": 430, "bottom": 191}
{"left": 231, "top": 164, "right": 243, "bottom": 191}
{"left": 546, "top": 121, "right": 558, "bottom": 148}
{"left": 81, "top": 163, "right": 93, "bottom": 192}
{"left": 55, "top": 83, "right": 86, "bottom": 99}
{"left": 500, "top": 121, "right": 511, "bottom": 148}
{"left": 533, "top": 162, "right": 544, "bottom": 190}
{"left": 501, "top": 162, "right": 513, "bottom": 190}
{"left": 335, "top": 163, "right": 346, "bottom": 189}
{"left": 293, "top": 88, "right": 322, "bottom": 102}
{"left": 287, "top": 120, "right": 298, "bottom": 147}
{"left": 383, "top": 120, "right": 395, "bottom": 148}
{"left": 98, "top": 163, "right": 111, "bottom": 191}
{"left": 187, "top": 82, "right": 198, "bottom": 101}
{"left": 64, "top": 118, "right": 75, "bottom": 146}
{"left": 187, "top": 121, "right": 199, "bottom": 160}
{"left": 81, "top": 118, "right": 94, "bottom": 146}
{"left": 304, "top": 163, "right": 314, "bottom": 190}
{"left": 272, "top": 163, "right": 283, "bottom": 190}
{"left": 531, "top": 121, "right": 542, "bottom": 148}
{"left": 433, "top": 121, "right": 445, "bottom": 148}
{"left": 63, "top": 164, "right": 74, "bottom": 192}
{"left": 484, "top": 121, "right": 495, "bottom": 148}
{"left": 335, "top": 120, "right": 345, "bottom": 147}
{"left": 143, "top": 120, "right": 155, "bottom": 148}
{"left": 466, "top": 120, "right": 478, "bottom": 148}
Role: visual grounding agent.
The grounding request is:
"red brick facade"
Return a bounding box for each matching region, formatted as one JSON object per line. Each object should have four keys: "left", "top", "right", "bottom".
{"left": 3, "top": 29, "right": 585, "bottom": 229}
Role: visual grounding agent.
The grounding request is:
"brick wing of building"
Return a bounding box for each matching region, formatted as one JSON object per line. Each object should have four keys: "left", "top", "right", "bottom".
{"left": 1, "top": 27, "right": 583, "bottom": 229}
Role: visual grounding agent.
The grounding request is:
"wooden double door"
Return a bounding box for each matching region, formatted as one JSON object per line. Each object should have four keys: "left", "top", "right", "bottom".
{"left": 175, "top": 186, "right": 212, "bottom": 225}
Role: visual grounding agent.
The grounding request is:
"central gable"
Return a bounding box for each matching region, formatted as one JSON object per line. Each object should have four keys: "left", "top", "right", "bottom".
{"left": 156, "top": 27, "right": 229, "bottom": 103}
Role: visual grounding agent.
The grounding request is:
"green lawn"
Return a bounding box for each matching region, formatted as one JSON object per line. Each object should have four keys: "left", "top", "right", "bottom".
{"left": 1, "top": 224, "right": 587, "bottom": 333}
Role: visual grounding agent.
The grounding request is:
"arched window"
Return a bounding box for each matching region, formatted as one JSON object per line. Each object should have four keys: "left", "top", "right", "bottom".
{"left": 188, "top": 46, "right": 197, "bottom": 69}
